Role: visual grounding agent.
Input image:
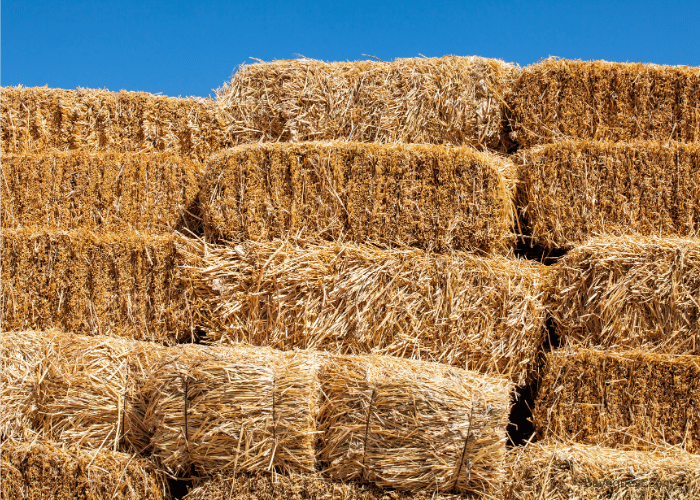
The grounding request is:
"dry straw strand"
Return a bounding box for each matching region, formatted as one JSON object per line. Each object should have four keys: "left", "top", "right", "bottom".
{"left": 216, "top": 56, "right": 519, "bottom": 150}
{"left": 184, "top": 237, "right": 550, "bottom": 386}
{"left": 507, "top": 58, "right": 700, "bottom": 148}
{"left": 200, "top": 141, "right": 516, "bottom": 254}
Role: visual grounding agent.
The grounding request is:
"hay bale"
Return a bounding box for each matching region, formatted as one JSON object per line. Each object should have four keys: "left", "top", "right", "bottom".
{"left": 518, "top": 140, "right": 700, "bottom": 249}
{"left": 1, "top": 85, "right": 227, "bottom": 160}
{"left": 318, "top": 354, "right": 512, "bottom": 495}
{"left": 38, "top": 331, "right": 164, "bottom": 454}
{"left": 1, "top": 149, "right": 203, "bottom": 232}
{"left": 507, "top": 58, "right": 700, "bottom": 148}
{"left": 533, "top": 348, "right": 700, "bottom": 453}
{"left": 187, "top": 238, "right": 550, "bottom": 386}
{"left": 184, "top": 472, "right": 464, "bottom": 500}
{"left": 200, "top": 142, "right": 516, "bottom": 254}
{"left": 502, "top": 441, "right": 700, "bottom": 500}
{"left": 147, "top": 344, "right": 320, "bottom": 477}
{"left": 0, "top": 229, "right": 199, "bottom": 344}
{"left": 550, "top": 236, "right": 700, "bottom": 354}
{"left": 216, "top": 56, "right": 518, "bottom": 150}
{"left": 0, "top": 440, "right": 168, "bottom": 500}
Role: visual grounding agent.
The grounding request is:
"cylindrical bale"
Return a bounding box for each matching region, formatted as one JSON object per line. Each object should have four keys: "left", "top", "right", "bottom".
{"left": 1, "top": 439, "right": 168, "bottom": 500}
{"left": 502, "top": 441, "right": 700, "bottom": 500}
{"left": 186, "top": 238, "right": 550, "bottom": 386}
{"left": 147, "top": 344, "right": 320, "bottom": 477}
{"left": 0, "top": 86, "right": 227, "bottom": 160}
{"left": 518, "top": 140, "right": 700, "bottom": 249}
{"left": 317, "top": 354, "right": 512, "bottom": 495}
{"left": 533, "top": 348, "right": 700, "bottom": 453}
{"left": 550, "top": 236, "right": 700, "bottom": 354}
{"left": 0, "top": 229, "right": 199, "bottom": 344}
{"left": 216, "top": 56, "right": 519, "bottom": 150}
{"left": 507, "top": 58, "right": 700, "bottom": 148}
{"left": 1, "top": 150, "right": 203, "bottom": 232}
{"left": 200, "top": 142, "right": 516, "bottom": 254}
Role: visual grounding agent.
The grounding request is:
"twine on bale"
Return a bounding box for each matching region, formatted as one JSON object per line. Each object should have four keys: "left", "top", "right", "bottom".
{"left": 361, "top": 388, "right": 376, "bottom": 479}
{"left": 452, "top": 402, "right": 476, "bottom": 492}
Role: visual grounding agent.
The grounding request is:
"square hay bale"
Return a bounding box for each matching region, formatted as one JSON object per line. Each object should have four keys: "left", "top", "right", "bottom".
{"left": 184, "top": 472, "right": 464, "bottom": 500}
{"left": 507, "top": 58, "right": 700, "bottom": 148}
{"left": 216, "top": 56, "right": 519, "bottom": 150}
{"left": 502, "top": 441, "right": 700, "bottom": 500}
{"left": 200, "top": 142, "right": 516, "bottom": 254}
{"left": 37, "top": 331, "right": 164, "bottom": 454}
{"left": 1, "top": 150, "right": 203, "bottom": 232}
{"left": 533, "top": 348, "right": 700, "bottom": 453}
{"left": 1, "top": 440, "right": 168, "bottom": 500}
{"left": 186, "top": 238, "right": 550, "bottom": 386}
{"left": 317, "top": 354, "right": 512, "bottom": 495}
{"left": 0, "top": 229, "right": 199, "bottom": 344}
{"left": 147, "top": 344, "right": 320, "bottom": 477}
{"left": 518, "top": 140, "right": 700, "bottom": 249}
{"left": 550, "top": 236, "right": 700, "bottom": 354}
{"left": 1, "top": 85, "right": 227, "bottom": 160}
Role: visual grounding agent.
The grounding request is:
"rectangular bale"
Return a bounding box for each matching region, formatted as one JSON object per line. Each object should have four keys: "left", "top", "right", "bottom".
{"left": 502, "top": 441, "right": 700, "bottom": 500}
{"left": 216, "top": 56, "right": 519, "bottom": 150}
{"left": 518, "top": 140, "right": 700, "bottom": 249}
{"left": 550, "top": 236, "right": 700, "bottom": 354}
{"left": 507, "top": 58, "right": 700, "bottom": 148}
{"left": 318, "top": 354, "right": 512, "bottom": 495}
{"left": 1, "top": 440, "right": 168, "bottom": 500}
{"left": 147, "top": 344, "right": 320, "bottom": 477}
{"left": 188, "top": 238, "right": 550, "bottom": 386}
{"left": 0, "top": 229, "right": 199, "bottom": 344}
{"left": 201, "top": 142, "right": 516, "bottom": 254}
{"left": 1, "top": 149, "right": 203, "bottom": 232}
{"left": 533, "top": 348, "right": 700, "bottom": 453}
{"left": 1, "top": 86, "right": 227, "bottom": 160}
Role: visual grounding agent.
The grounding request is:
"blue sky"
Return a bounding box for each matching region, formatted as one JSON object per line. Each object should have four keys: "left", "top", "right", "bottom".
{"left": 3, "top": 1, "right": 699, "bottom": 98}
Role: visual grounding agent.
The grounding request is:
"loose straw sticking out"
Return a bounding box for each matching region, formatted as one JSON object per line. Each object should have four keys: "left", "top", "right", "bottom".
{"left": 0, "top": 86, "right": 228, "bottom": 160}
{"left": 184, "top": 472, "right": 465, "bottom": 500}
{"left": 318, "top": 354, "right": 512, "bottom": 494}
{"left": 502, "top": 440, "right": 700, "bottom": 500}
{"left": 37, "top": 331, "right": 164, "bottom": 455}
{"left": 507, "top": 58, "right": 700, "bottom": 148}
{"left": 533, "top": 348, "right": 700, "bottom": 453}
{"left": 216, "top": 56, "right": 519, "bottom": 150}
{"left": 550, "top": 236, "right": 700, "bottom": 355}
{"left": 200, "top": 142, "right": 516, "bottom": 254}
{"left": 1, "top": 150, "right": 203, "bottom": 232}
{"left": 147, "top": 344, "right": 320, "bottom": 478}
{"left": 1, "top": 229, "right": 200, "bottom": 344}
{"left": 1, "top": 439, "right": 168, "bottom": 500}
{"left": 183, "top": 238, "right": 550, "bottom": 386}
{"left": 517, "top": 140, "right": 700, "bottom": 249}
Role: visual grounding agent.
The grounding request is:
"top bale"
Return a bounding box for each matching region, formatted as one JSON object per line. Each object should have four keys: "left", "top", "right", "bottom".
{"left": 1, "top": 86, "right": 227, "bottom": 160}
{"left": 507, "top": 58, "right": 700, "bottom": 148}
{"left": 216, "top": 56, "right": 519, "bottom": 150}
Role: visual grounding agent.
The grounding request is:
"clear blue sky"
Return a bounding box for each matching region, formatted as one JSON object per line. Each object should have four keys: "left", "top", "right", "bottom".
{"left": 2, "top": 0, "right": 699, "bottom": 98}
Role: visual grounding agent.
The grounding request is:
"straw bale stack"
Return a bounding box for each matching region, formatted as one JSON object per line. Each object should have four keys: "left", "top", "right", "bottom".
{"left": 200, "top": 142, "right": 516, "bottom": 253}
{"left": 502, "top": 441, "right": 700, "bottom": 500}
{"left": 0, "top": 229, "right": 199, "bottom": 344}
{"left": 550, "top": 236, "right": 700, "bottom": 354}
{"left": 216, "top": 56, "right": 518, "bottom": 150}
{"left": 184, "top": 473, "right": 464, "bottom": 500}
{"left": 1, "top": 440, "right": 168, "bottom": 500}
{"left": 533, "top": 348, "right": 700, "bottom": 453}
{"left": 518, "top": 140, "right": 700, "bottom": 249}
{"left": 186, "top": 238, "right": 550, "bottom": 386}
{"left": 507, "top": 58, "right": 700, "bottom": 148}
{"left": 147, "top": 343, "right": 320, "bottom": 477}
{"left": 1, "top": 149, "right": 202, "bottom": 232}
{"left": 318, "top": 354, "right": 512, "bottom": 495}
{"left": 1, "top": 85, "right": 227, "bottom": 160}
